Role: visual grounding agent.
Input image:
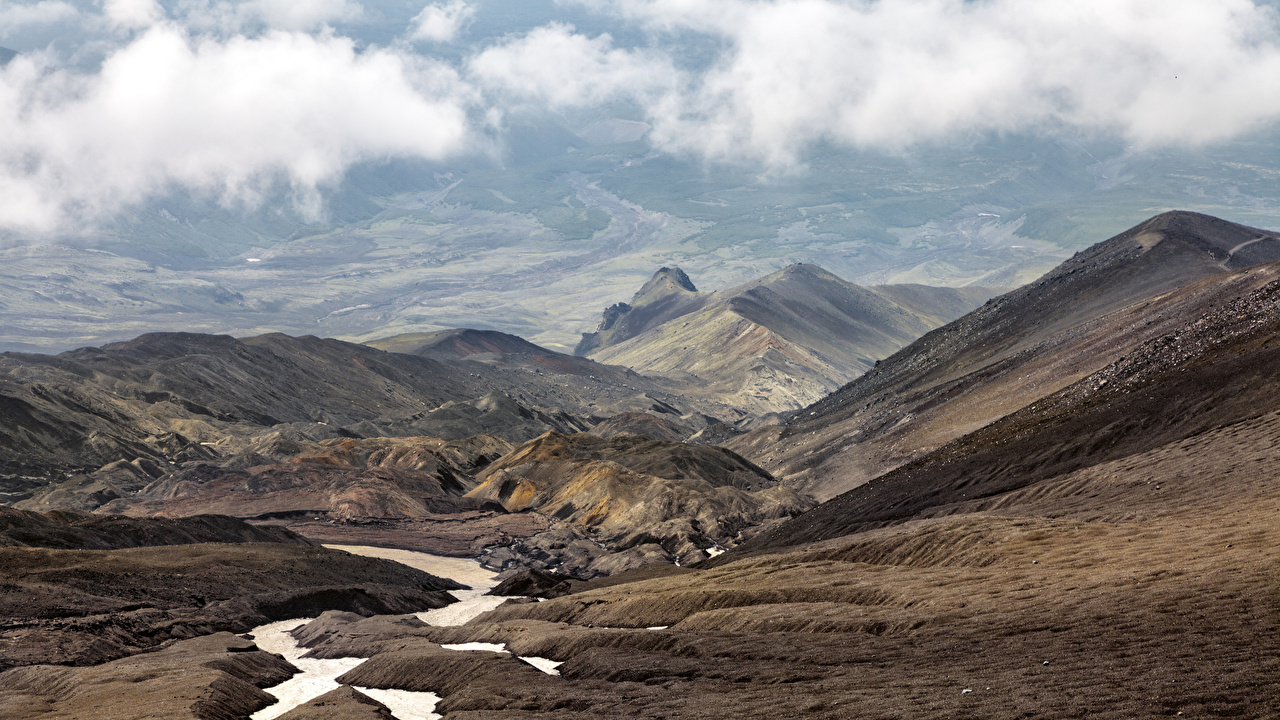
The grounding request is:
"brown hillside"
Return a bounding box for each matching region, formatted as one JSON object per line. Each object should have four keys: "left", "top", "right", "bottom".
{"left": 735, "top": 211, "right": 1280, "bottom": 499}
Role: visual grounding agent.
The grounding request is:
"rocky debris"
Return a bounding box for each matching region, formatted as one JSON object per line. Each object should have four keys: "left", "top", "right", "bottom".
{"left": 0, "top": 632, "right": 296, "bottom": 720}
{"left": 685, "top": 421, "right": 745, "bottom": 446}
{"left": 589, "top": 411, "right": 695, "bottom": 443}
{"left": 276, "top": 686, "right": 395, "bottom": 720}
{"left": 479, "top": 526, "right": 615, "bottom": 577}
{"left": 488, "top": 568, "right": 581, "bottom": 599}
{"left": 466, "top": 432, "right": 811, "bottom": 577}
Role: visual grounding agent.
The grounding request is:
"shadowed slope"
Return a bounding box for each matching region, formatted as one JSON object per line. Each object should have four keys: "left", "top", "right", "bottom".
{"left": 743, "top": 256, "right": 1280, "bottom": 550}
{"left": 0, "top": 508, "right": 309, "bottom": 549}
{"left": 735, "top": 211, "right": 1280, "bottom": 499}
{"left": 0, "top": 331, "right": 724, "bottom": 503}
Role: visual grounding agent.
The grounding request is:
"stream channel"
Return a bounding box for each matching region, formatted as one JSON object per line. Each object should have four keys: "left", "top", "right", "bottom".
{"left": 248, "top": 545, "right": 562, "bottom": 720}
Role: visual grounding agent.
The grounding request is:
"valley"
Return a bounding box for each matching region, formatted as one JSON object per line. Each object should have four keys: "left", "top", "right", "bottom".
{"left": 8, "top": 2, "right": 1280, "bottom": 717}
{"left": 2, "top": 211, "right": 1279, "bottom": 717}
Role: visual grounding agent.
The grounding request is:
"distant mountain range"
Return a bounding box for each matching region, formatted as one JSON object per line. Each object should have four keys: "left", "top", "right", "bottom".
{"left": 7, "top": 214, "right": 1280, "bottom": 576}
{"left": 6, "top": 210, "right": 1280, "bottom": 718}
{"left": 578, "top": 264, "right": 999, "bottom": 414}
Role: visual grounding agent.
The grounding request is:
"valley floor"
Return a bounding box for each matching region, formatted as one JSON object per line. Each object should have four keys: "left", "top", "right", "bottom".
{"left": 351, "top": 410, "right": 1280, "bottom": 718}
{"left": 2, "top": 411, "right": 1277, "bottom": 719}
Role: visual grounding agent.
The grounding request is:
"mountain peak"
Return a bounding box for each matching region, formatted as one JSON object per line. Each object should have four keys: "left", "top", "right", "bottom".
{"left": 369, "top": 328, "right": 548, "bottom": 358}
{"left": 634, "top": 266, "right": 698, "bottom": 303}
{"left": 577, "top": 267, "right": 707, "bottom": 355}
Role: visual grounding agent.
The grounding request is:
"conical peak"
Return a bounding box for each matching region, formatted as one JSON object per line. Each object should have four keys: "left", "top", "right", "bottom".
{"left": 772, "top": 263, "right": 830, "bottom": 281}
{"left": 633, "top": 266, "right": 698, "bottom": 303}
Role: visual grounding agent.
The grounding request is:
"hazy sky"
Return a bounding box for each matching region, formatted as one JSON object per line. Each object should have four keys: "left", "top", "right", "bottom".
{"left": 4, "top": 0, "right": 1280, "bottom": 233}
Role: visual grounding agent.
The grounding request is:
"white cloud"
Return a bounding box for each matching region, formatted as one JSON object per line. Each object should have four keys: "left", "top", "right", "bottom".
{"left": 469, "top": 23, "right": 676, "bottom": 109}
{"left": 410, "top": 0, "right": 474, "bottom": 43}
{"left": 0, "top": 1, "right": 78, "bottom": 37}
{"left": 170, "top": 0, "right": 364, "bottom": 33}
{"left": 246, "top": 0, "right": 363, "bottom": 30}
{"left": 553, "top": 0, "right": 1280, "bottom": 166}
{"left": 0, "top": 23, "right": 475, "bottom": 232}
{"left": 8, "top": 0, "right": 1280, "bottom": 234}
{"left": 103, "top": 0, "right": 164, "bottom": 29}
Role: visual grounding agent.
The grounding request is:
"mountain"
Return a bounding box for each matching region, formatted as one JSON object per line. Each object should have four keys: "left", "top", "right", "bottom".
{"left": 733, "top": 211, "right": 1280, "bottom": 499}
{"left": 22, "top": 434, "right": 515, "bottom": 519}
{"left": 578, "top": 264, "right": 1000, "bottom": 414}
{"left": 373, "top": 327, "right": 558, "bottom": 358}
{"left": 466, "top": 432, "right": 811, "bottom": 577}
{"left": 575, "top": 267, "right": 708, "bottom": 355}
{"left": 332, "top": 242, "right": 1280, "bottom": 719}
{"left": 743, "top": 253, "right": 1280, "bottom": 550}
{"left": 0, "top": 331, "right": 726, "bottom": 503}
{"left": 370, "top": 327, "right": 645, "bottom": 385}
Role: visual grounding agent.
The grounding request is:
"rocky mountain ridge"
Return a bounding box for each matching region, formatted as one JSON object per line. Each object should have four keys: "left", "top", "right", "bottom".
{"left": 579, "top": 263, "right": 1000, "bottom": 414}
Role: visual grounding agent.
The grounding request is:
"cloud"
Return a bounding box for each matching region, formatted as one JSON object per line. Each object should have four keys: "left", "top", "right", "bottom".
{"left": 0, "top": 22, "right": 475, "bottom": 233}
{"left": 469, "top": 23, "right": 676, "bottom": 109}
{"left": 552, "top": 0, "right": 1280, "bottom": 166}
{"left": 169, "top": 0, "right": 364, "bottom": 34}
{"left": 8, "top": 0, "right": 1280, "bottom": 235}
{"left": 410, "top": 0, "right": 474, "bottom": 43}
{"left": 103, "top": 0, "right": 165, "bottom": 29}
{"left": 0, "top": 1, "right": 78, "bottom": 36}
{"left": 245, "top": 0, "right": 363, "bottom": 30}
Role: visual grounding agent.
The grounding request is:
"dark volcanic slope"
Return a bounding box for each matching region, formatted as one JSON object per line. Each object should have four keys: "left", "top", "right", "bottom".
{"left": 34, "top": 434, "right": 516, "bottom": 520}
{"left": 298, "top": 399, "right": 1280, "bottom": 720}
{"left": 0, "top": 633, "right": 297, "bottom": 720}
{"left": 0, "top": 331, "right": 725, "bottom": 500}
{"left": 745, "top": 257, "right": 1280, "bottom": 550}
{"left": 369, "top": 327, "right": 651, "bottom": 387}
{"left": 737, "top": 211, "right": 1280, "bottom": 499}
{"left": 372, "top": 327, "right": 551, "bottom": 357}
{"left": 0, "top": 332, "right": 491, "bottom": 479}
{"left": 583, "top": 264, "right": 998, "bottom": 414}
{"left": 0, "top": 507, "right": 308, "bottom": 549}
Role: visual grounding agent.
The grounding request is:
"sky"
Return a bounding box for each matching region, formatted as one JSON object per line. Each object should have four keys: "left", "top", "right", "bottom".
{"left": 4, "top": 0, "right": 1280, "bottom": 234}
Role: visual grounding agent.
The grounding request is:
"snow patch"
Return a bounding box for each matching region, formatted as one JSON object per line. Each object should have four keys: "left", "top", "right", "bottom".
{"left": 441, "top": 642, "right": 507, "bottom": 653}
{"left": 519, "top": 656, "right": 564, "bottom": 675}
